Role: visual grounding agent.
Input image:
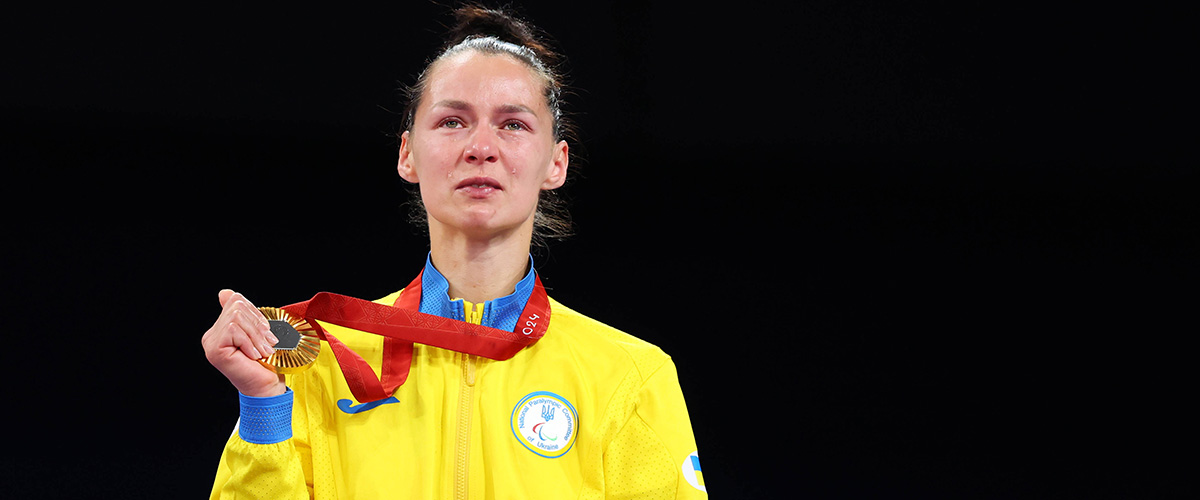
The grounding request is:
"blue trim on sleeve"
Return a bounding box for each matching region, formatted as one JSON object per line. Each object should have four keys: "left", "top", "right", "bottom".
{"left": 238, "top": 388, "right": 293, "bottom": 444}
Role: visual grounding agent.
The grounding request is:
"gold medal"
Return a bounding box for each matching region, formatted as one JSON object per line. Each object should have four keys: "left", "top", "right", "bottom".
{"left": 257, "top": 306, "right": 320, "bottom": 374}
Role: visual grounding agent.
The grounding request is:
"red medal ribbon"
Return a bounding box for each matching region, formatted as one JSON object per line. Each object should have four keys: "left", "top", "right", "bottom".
{"left": 279, "top": 271, "right": 551, "bottom": 403}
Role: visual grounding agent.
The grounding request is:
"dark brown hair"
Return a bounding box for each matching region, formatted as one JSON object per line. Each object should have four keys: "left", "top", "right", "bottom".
{"left": 400, "top": 4, "right": 576, "bottom": 248}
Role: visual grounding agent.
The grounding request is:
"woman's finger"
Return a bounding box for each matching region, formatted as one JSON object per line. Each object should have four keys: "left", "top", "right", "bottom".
{"left": 233, "top": 308, "right": 278, "bottom": 354}
{"left": 227, "top": 322, "right": 264, "bottom": 361}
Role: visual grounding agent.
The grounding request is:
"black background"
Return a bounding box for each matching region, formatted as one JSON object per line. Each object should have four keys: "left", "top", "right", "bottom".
{"left": 2, "top": 1, "right": 1192, "bottom": 498}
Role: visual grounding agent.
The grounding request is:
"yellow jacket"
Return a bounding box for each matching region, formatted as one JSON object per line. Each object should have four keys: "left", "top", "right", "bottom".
{"left": 211, "top": 268, "right": 706, "bottom": 499}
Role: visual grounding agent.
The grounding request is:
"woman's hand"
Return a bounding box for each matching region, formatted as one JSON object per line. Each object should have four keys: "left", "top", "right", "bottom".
{"left": 202, "top": 289, "right": 287, "bottom": 397}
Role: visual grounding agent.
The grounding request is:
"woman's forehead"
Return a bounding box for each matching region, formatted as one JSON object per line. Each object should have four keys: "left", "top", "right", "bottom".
{"left": 423, "top": 52, "right": 549, "bottom": 113}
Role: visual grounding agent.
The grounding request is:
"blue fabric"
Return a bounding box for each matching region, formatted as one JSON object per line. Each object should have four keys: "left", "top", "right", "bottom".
{"left": 238, "top": 388, "right": 294, "bottom": 444}
{"left": 418, "top": 253, "right": 536, "bottom": 331}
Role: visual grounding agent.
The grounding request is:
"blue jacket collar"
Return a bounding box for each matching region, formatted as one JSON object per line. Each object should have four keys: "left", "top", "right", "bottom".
{"left": 417, "top": 253, "right": 537, "bottom": 332}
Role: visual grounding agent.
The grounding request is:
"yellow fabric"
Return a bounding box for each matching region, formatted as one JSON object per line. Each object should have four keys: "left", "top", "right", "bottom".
{"left": 211, "top": 294, "right": 707, "bottom": 499}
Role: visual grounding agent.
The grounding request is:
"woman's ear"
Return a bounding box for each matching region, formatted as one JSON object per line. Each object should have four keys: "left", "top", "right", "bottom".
{"left": 397, "top": 131, "right": 419, "bottom": 183}
{"left": 541, "top": 140, "right": 569, "bottom": 190}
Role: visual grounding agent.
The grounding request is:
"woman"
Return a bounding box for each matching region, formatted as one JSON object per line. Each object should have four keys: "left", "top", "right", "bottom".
{"left": 203, "top": 5, "right": 706, "bottom": 499}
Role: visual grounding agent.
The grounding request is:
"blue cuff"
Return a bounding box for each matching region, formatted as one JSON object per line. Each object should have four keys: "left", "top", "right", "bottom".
{"left": 238, "top": 388, "right": 293, "bottom": 444}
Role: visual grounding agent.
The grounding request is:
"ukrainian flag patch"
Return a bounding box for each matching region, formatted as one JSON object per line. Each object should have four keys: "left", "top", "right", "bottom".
{"left": 682, "top": 451, "right": 706, "bottom": 492}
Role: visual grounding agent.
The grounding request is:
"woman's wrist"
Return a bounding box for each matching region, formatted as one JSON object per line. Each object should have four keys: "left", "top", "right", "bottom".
{"left": 238, "top": 378, "right": 287, "bottom": 398}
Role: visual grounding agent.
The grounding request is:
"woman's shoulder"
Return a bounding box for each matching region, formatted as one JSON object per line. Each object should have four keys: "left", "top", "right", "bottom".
{"left": 545, "top": 297, "right": 671, "bottom": 376}
{"left": 375, "top": 290, "right": 404, "bottom": 305}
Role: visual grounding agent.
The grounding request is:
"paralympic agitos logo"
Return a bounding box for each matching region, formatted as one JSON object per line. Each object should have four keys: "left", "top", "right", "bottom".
{"left": 532, "top": 404, "right": 559, "bottom": 441}
{"left": 511, "top": 391, "right": 577, "bottom": 458}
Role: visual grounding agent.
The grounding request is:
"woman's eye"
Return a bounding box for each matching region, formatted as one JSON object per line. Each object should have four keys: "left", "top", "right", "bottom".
{"left": 503, "top": 121, "right": 527, "bottom": 131}
{"left": 440, "top": 119, "right": 463, "bottom": 129}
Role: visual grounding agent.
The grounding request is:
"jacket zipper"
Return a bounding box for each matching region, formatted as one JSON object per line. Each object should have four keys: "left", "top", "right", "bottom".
{"left": 455, "top": 301, "right": 483, "bottom": 500}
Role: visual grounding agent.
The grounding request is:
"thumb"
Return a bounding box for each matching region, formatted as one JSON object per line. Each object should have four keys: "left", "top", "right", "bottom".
{"left": 218, "top": 289, "right": 236, "bottom": 306}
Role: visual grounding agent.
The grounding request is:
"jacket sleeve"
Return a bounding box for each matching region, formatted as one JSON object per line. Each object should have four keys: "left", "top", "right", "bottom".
{"left": 604, "top": 359, "right": 708, "bottom": 499}
{"left": 210, "top": 387, "right": 314, "bottom": 499}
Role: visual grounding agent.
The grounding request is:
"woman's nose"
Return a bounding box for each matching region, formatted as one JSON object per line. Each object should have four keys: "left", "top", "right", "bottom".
{"left": 464, "top": 132, "right": 498, "bottom": 164}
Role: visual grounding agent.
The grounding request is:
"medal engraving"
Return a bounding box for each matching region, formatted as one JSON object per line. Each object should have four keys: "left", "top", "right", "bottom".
{"left": 269, "top": 320, "right": 301, "bottom": 350}
{"left": 257, "top": 307, "right": 320, "bottom": 374}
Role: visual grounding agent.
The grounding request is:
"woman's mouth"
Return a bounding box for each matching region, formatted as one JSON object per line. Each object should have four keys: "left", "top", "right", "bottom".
{"left": 456, "top": 177, "right": 502, "bottom": 197}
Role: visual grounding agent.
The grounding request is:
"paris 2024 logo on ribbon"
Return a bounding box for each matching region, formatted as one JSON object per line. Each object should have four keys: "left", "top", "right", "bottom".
{"left": 511, "top": 391, "right": 578, "bottom": 458}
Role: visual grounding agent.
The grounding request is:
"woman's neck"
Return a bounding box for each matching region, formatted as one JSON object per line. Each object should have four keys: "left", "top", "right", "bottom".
{"left": 427, "top": 224, "right": 532, "bottom": 304}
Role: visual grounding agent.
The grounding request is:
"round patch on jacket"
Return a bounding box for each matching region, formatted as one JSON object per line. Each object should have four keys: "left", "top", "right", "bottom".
{"left": 511, "top": 391, "right": 578, "bottom": 458}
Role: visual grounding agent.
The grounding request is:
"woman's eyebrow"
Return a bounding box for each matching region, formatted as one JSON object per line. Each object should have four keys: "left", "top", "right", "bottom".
{"left": 496, "top": 104, "right": 536, "bottom": 115}
{"left": 432, "top": 99, "right": 471, "bottom": 110}
{"left": 431, "top": 100, "right": 536, "bottom": 117}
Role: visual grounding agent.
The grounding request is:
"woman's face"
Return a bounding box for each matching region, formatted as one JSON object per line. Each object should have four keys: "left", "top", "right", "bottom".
{"left": 398, "top": 51, "right": 568, "bottom": 240}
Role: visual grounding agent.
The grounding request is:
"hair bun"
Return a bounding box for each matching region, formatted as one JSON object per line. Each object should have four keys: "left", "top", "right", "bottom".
{"left": 445, "top": 4, "right": 560, "bottom": 67}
